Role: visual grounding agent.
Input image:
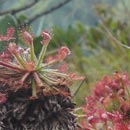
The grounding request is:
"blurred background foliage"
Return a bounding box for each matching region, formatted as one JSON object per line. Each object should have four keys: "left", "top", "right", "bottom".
{"left": 0, "top": 0, "right": 130, "bottom": 106}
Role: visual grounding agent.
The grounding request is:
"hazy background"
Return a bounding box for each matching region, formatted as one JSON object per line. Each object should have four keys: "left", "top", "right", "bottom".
{"left": 0, "top": 0, "right": 118, "bottom": 31}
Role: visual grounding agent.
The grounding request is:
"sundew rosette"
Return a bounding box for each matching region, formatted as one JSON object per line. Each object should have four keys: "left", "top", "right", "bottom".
{"left": 0, "top": 27, "right": 84, "bottom": 130}
{"left": 81, "top": 72, "right": 130, "bottom": 130}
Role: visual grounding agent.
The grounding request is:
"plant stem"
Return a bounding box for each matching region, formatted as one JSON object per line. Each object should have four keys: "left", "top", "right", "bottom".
{"left": 74, "top": 107, "right": 82, "bottom": 111}
{"left": 37, "top": 60, "right": 56, "bottom": 70}
{"left": 41, "top": 69, "right": 68, "bottom": 77}
{"left": 39, "top": 73, "right": 57, "bottom": 85}
{"left": 75, "top": 114, "right": 86, "bottom": 118}
{"left": 33, "top": 72, "right": 43, "bottom": 87}
{"left": 0, "top": 61, "right": 23, "bottom": 71}
{"left": 30, "top": 43, "right": 37, "bottom": 61}
{"left": 103, "top": 122, "right": 108, "bottom": 130}
{"left": 32, "top": 80, "right": 37, "bottom": 97}
{"left": 13, "top": 54, "right": 25, "bottom": 68}
{"left": 20, "top": 72, "right": 30, "bottom": 83}
{"left": 36, "top": 44, "right": 48, "bottom": 69}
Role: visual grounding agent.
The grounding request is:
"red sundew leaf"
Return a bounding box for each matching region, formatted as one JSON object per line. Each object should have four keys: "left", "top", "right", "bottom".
{"left": 108, "top": 127, "right": 113, "bottom": 130}
{"left": 58, "top": 64, "right": 68, "bottom": 73}
{"left": 87, "top": 115, "right": 99, "bottom": 125}
{"left": 80, "top": 121, "right": 93, "bottom": 130}
{"left": 57, "top": 46, "right": 71, "bottom": 61}
{"left": 103, "top": 75, "right": 112, "bottom": 84}
{"left": 21, "top": 31, "right": 33, "bottom": 45}
{"left": 82, "top": 72, "right": 130, "bottom": 130}
{"left": 98, "top": 110, "right": 108, "bottom": 122}
{"left": 120, "top": 100, "right": 130, "bottom": 115}
{"left": 8, "top": 42, "right": 18, "bottom": 54}
{"left": 0, "top": 27, "right": 15, "bottom": 41}
{"left": 106, "top": 111, "right": 123, "bottom": 122}
{"left": 45, "top": 56, "right": 54, "bottom": 63}
{"left": 69, "top": 73, "right": 85, "bottom": 81}
{"left": 0, "top": 51, "right": 12, "bottom": 62}
{"left": 6, "top": 27, "right": 15, "bottom": 37}
{"left": 59, "top": 46, "right": 71, "bottom": 55}
{"left": 121, "top": 73, "right": 130, "bottom": 86}
{"left": 114, "top": 122, "right": 129, "bottom": 130}
{"left": 84, "top": 96, "right": 97, "bottom": 110}
{"left": 41, "top": 30, "right": 51, "bottom": 45}
{"left": 112, "top": 72, "right": 129, "bottom": 87}
{"left": 94, "top": 81, "right": 111, "bottom": 98}
{"left": 0, "top": 61, "right": 23, "bottom": 72}
{"left": 117, "top": 89, "right": 125, "bottom": 96}
{"left": 109, "top": 81, "right": 119, "bottom": 90}
{"left": 0, "top": 35, "right": 15, "bottom": 41}
{"left": 103, "top": 96, "right": 112, "bottom": 108}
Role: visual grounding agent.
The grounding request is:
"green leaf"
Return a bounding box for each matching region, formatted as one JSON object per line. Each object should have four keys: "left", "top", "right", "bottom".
{"left": 17, "top": 15, "right": 27, "bottom": 24}
{"left": 0, "top": 14, "right": 17, "bottom": 33}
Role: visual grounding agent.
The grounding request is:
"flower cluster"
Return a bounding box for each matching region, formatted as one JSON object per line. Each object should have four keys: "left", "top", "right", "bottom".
{"left": 81, "top": 72, "right": 130, "bottom": 130}
{"left": 0, "top": 27, "right": 84, "bottom": 100}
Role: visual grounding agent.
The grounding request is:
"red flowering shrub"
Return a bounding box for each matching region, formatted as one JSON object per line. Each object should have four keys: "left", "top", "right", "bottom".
{"left": 81, "top": 72, "right": 130, "bottom": 130}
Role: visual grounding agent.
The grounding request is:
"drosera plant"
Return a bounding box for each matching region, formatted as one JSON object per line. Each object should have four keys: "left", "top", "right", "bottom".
{"left": 0, "top": 27, "right": 83, "bottom": 98}
{"left": 0, "top": 27, "right": 84, "bottom": 130}
{"left": 80, "top": 72, "right": 130, "bottom": 130}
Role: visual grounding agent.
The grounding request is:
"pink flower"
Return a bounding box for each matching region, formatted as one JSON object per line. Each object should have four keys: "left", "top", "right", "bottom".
{"left": 41, "top": 30, "right": 51, "bottom": 45}
{"left": 21, "top": 31, "right": 33, "bottom": 45}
